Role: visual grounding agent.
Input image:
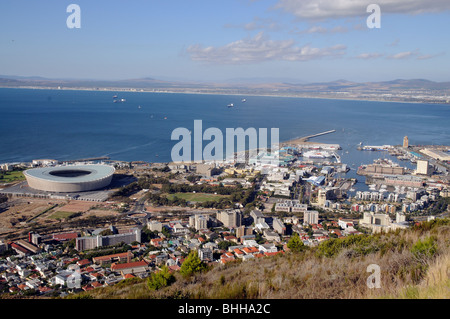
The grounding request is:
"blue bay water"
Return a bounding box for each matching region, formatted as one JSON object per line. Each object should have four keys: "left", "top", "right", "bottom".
{"left": 0, "top": 88, "right": 449, "bottom": 172}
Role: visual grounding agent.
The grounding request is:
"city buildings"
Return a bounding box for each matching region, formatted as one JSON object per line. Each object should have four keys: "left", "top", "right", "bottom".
{"left": 403, "top": 136, "right": 409, "bottom": 148}
{"left": 216, "top": 209, "right": 242, "bottom": 228}
{"left": 415, "top": 160, "right": 431, "bottom": 176}
{"left": 189, "top": 214, "right": 209, "bottom": 230}
{"left": 75, "top": 228, "right": 141, "bottom": 251}
{"left": 303, "top": 211, "right": 319, "bottom": 225}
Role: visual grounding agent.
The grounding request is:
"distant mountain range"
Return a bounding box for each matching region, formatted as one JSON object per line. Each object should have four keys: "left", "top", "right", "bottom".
{"left": 1, "top": 75, "right": 449, "bottom": 104}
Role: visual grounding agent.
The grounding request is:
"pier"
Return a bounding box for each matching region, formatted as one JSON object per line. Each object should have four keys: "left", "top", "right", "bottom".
{"left": 300, "top": 130, "right": 336, "bottom": 142}
{"left": 281, "top": 129, "right": 337, "bottom": 146}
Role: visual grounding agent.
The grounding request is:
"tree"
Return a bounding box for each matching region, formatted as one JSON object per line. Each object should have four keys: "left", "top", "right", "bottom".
{"left": 287, "top": 233, "right": 306, "bottom": 253}
{"left": 147, "top": 265, "right": 175, "bottom": 290}
{"left": 218, "top": 241, "right": 233, "bottom": 251}
{"left": 179, "top": 250, "right": 208, "bottom": 278}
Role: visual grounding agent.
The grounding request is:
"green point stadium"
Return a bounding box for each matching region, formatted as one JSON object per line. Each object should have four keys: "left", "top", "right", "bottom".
{"left": 23, "top": 164, "right": 115, "bottom": 193}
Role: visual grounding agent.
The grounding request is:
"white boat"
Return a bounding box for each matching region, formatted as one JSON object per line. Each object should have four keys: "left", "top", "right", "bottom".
{"left": 303, "top": 150, "right": 332, "bottom": 158}
{"left": 227, "top": 103, "right": 234, "bottom": 108}
{"left": 241, "top": 99, "right": 246, "bottom": 102}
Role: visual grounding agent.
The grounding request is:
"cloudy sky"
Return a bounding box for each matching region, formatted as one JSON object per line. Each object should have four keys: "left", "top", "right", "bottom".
{"left": 1, "top": 0, "right": 449, "bottom": 82}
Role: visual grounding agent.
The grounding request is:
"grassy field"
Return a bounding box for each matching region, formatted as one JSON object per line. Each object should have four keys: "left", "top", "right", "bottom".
{"left": 0, "top": 170, "right": 25, "bottom": 183}
{"left": 48, "top": 211, "right": 77, "bottom": 220}
{"left": 166, "top": 192, "right": 228, "bottom": 203}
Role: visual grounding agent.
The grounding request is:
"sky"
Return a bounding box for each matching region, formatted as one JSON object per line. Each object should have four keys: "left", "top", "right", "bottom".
{"left": 1, "top": 0, "right": 449, "bottom": 83}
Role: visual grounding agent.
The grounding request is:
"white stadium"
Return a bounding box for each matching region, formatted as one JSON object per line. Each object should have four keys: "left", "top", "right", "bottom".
{"left": 23, "top": 164, "right": 115, "bottom": 193}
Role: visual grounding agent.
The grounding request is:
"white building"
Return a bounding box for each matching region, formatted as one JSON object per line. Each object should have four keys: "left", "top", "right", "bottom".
{"left": 303, "top": 210, "right": 319, "bottom": 225}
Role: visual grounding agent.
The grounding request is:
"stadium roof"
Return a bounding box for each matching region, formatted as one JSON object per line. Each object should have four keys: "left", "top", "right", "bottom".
{"left": 24, "top": 164, "right": 115, "bottom": 183}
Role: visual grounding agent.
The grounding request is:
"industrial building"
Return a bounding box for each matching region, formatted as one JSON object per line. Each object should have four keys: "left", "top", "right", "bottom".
{"left": 419, "top": 149, "right": 450, "bottom": 162}
{"left": 75, "top": 227, "right": 141, "bottom": 251}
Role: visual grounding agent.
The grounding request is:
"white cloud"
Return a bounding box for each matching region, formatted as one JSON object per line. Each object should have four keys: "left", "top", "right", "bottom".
{"left": 186, "top": 32, "right": 346, "bottom": 64}
{"left": 356, "top": 52, "right": 384, "bottom": 59}
{"left": 275, "top": 0, "right": 450, "bottom": 20}
{"left": 388, "top": 51, "right": 418, "bottom": 59}
{"left": 297, "top": 25, "right": 349, "bottom": 34}
{"left": 416, "top": 52, "right": 445, "bottom": 60}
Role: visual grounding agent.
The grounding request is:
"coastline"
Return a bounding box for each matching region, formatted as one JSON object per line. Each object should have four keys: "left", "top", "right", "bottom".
{"left": 1, "top": 85, "right": 449, "bottom": 106}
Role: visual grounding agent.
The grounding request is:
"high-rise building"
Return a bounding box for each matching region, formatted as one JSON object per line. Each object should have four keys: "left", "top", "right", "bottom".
{"left": 236, "top": 225, "right": 253, "bottom": 238}
{"left": 198, "top": 248, "right": 213, "bottom": 261}
{"left": 217, "top": 209, "right": 242, "bottom": 228}
{"left": 250, "top": 210, "right": 265, "bottom": 224}
{"left": 272, "top": 218, "right": 286, "bottom": 235}
{"left": 416, "top": 160, "right": 430, "bottom": 175}
{"left": 189, "top": 214, "right": 209, "bottom": 230}
{"left": 303, "top": 210, "right": 319, "bottom": 225}
{"left": 317, "top": 189, "right": 327, "bottom": 206}
{"left": 403, "top": 136, "right": 409, "bottom": 148}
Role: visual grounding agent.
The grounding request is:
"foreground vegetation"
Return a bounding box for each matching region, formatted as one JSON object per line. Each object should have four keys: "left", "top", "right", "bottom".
{"left": 67, "top": 218, "right": 449, "bottom": 299}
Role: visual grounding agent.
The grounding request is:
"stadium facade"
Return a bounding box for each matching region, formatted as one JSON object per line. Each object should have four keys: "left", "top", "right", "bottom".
{"left": 23, "top": 164, "right": 115, "bottom": 193}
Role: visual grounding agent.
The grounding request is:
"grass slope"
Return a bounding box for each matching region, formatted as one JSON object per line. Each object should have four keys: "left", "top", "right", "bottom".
{"left": 68, "top": 219, "right": 450, "bottom": 299}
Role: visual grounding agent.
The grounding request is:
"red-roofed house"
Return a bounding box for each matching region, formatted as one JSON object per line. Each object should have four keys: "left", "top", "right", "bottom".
{"left": 111, "top": 260, "right": 149, "bottom": 276}
{"left": 10, "top": 243, "right": 31, "bottom": 257}
{"left": 151, "top": 238, "right": 165, "bottom": 247}
{"left": 77, "top": 259, "right": 90, "bottom": 267}
{"left": 233, "top": 248, "right": 244, "bottom": 258}
{"left": 220, "top": 252, "right": 235, "bottom": 264}
{"left": 52, "top": 232, "right": 79, "bottom": 241}
{"left": 38, "top": 286, "right": 54, "bottom": 294}
{"left": 82, "top": 284, "right": 94, "bottom": 291}
{"left": 219, "top": 257, "right": 235, "bottom": 265}
{"left": 168, "top": 265, "right": 181, "bottom": 272}
{"left": 92, "top": 251, "right": 133, "bottom": 265}
{"left": 17, "top": 283, "right": 29, "bottom": 291}
{"left": 9, "top": 286, "right": 20, "bottom": 293}
{"left": 91, "top": 281, "right": 104, "bottom": 289}
{"left": 243, "top": 246, "right": 259, "bottom": 254}
{"left": 84, "top": 266, "right": 95, "bottom": 273}
{"left": 123, "top": 273, "right": 135, "bottom": 279}
{"left": 224, "top": 236, "right": 238, "bottom": 244}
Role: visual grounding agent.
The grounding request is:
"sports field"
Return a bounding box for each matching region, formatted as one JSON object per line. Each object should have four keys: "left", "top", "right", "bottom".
{"left": 166, "top": 192, "right": 228, "bottom": 203}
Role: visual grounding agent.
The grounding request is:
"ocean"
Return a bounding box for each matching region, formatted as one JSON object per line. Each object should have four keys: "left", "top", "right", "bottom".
{"left": 0, "top": 88, "right": 449, "bottom": 191}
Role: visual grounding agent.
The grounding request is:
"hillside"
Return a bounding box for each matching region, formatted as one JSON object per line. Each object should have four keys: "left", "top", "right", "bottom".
{"left": 68, "top": 218, "right": 450, "bottom": 299}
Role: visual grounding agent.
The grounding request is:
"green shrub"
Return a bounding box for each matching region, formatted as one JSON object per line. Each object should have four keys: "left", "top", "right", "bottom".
{"left": 179, "top": 251, "right": 208, "bottom": 278}
{"left": 410, "top": 236, "right": 438, "bottom": 260}
{"left": 287, "top": 233, "right": 306, "bottom": 253}
{"left": 147, "top": 266, "right": 176, "bottom": 290}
